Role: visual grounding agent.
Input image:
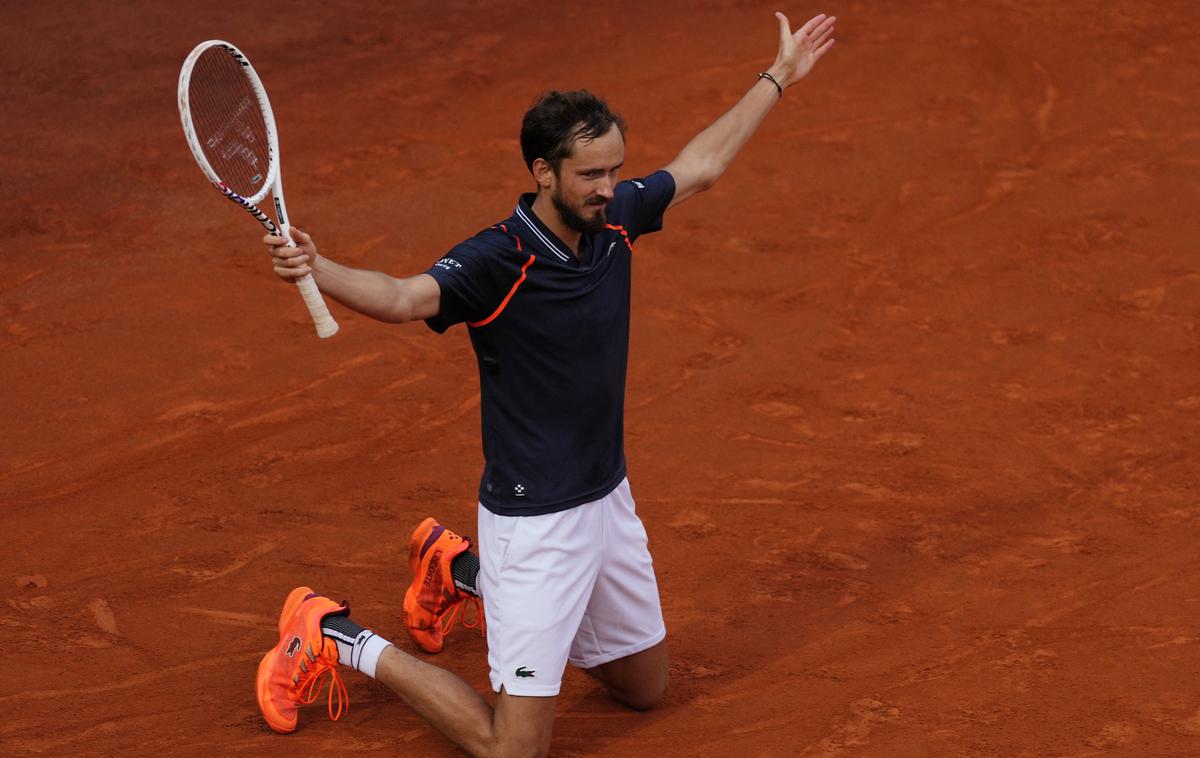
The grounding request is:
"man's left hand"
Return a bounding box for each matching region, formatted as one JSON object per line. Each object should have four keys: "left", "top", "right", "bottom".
{"left": 768, "top": 11, "right": 836, "bottom": 89}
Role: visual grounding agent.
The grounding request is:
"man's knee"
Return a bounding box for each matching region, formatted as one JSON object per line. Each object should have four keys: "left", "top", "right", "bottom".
{"left": 488, "top": 739, "right": 550, "bottom": 758}
{"left": 491, "top": 690, "right": 556, "bottom": 758}
{"left": 609, "top": 669, "right": 668, "bottom": 711}
{"left": 586, "top": 640, "right": 670, "bottom": 710}
{"left": 614, "top": 684, "right": 666, "bottom": 711}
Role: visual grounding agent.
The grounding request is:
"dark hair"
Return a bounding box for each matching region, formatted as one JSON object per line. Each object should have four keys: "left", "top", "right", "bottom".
{"left": 520, "top": 90, "right": 626, "bottom": 174}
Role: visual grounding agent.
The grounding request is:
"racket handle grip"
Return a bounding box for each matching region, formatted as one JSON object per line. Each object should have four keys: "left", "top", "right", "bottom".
{"left": 296, "top": 273, "right": 340, "bottom": 338}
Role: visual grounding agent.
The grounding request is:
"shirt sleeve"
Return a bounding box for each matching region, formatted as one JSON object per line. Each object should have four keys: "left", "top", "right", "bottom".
{"left": 611, "top": 169, "right": 676, "bottom": 242}
{"left": 423, "top": 238, "right": 507, "bottom": 334}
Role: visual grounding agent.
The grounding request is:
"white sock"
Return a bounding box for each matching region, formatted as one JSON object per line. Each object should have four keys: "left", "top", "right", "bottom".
{"left": 322, "top": 616, "right": 392, "bottom": 679}
{"left": 346, "top": 631, "right": 390, "bottom": 679}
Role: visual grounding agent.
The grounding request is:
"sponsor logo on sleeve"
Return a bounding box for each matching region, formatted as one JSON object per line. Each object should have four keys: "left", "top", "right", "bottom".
{"left": 434, "top": 257, "right": 463, "bottom": 271}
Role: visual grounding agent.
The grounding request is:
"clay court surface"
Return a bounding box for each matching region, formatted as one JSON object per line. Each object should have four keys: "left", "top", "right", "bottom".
{"left": 3, "top": 1, "right": 1199, "bottom": 755}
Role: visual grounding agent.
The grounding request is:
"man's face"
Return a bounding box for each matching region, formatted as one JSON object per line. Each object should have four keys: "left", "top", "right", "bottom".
{"left": 550, "top": 125, "right": 625, "bottom": 234}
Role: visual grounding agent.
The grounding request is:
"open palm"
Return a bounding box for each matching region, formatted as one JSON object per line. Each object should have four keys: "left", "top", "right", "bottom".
{"left": 770, "top": 12, "right": 836, "bottom": 88}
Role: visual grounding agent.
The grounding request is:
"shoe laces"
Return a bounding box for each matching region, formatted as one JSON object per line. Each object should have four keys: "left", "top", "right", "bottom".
{"left": 440, "top": 595, "right": 486, "bottom": 640}
{"left": 294, "top": 644, "right": 349, "bottom": 722}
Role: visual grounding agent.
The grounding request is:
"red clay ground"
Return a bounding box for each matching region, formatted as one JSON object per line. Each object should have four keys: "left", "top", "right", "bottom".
{"left": 3, "top": 1, "right": 1199, "bottom": 755}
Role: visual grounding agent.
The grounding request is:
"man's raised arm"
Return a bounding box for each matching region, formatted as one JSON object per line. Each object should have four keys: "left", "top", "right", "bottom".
{"left": 264, "top": 229, "right": 441, "bottom": 324}
{"left": 663, "top": 11, "right": 836, "bottom": 209}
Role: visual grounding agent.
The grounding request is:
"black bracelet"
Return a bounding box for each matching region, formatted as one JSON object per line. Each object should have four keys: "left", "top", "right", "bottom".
{"left": 757, "top": 71, "right": 783, "bottom": 97}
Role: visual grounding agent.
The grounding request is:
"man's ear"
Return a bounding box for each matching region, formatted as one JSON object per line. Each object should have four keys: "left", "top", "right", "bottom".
{"left": 532, "top": 158, "right": 556, "bottom": 191}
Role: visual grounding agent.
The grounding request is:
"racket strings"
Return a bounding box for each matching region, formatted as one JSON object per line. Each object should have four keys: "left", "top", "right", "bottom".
{"left": 188, "top": 47, "right": 273, "bottom": 199}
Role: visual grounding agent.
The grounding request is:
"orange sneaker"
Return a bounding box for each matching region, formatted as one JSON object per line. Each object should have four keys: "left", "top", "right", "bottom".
{"left": 403, "top": 517, "right": 485, "bottom": 653}
{"left": 256, "top": 586, "right": 350, "bottom": 734}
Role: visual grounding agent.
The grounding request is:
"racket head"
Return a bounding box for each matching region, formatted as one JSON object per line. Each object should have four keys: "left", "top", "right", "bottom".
{"left": 178, "top": 40, "right": 280, "bottom": 205}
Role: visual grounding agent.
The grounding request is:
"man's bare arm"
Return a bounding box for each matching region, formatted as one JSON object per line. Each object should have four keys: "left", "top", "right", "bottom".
{"left": 265, "top": 229, "right": 440, "bottom": 324}
{"left": 664, "top": 12, "right": 836, "bottom": 208}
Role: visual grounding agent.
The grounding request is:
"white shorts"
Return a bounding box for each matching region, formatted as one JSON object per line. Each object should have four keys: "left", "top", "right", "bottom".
{"left": 476, "top": 478, "right": 666, "bottom": 696}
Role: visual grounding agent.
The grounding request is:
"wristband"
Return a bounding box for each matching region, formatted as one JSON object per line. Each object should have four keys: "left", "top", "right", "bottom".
{"left": 757, "top": 71, "right": 783, "bottom": 97}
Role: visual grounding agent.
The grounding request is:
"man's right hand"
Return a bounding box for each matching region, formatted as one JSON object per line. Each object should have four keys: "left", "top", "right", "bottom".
{"left": 263, "top": 227, "right": 318, "bottom": 281}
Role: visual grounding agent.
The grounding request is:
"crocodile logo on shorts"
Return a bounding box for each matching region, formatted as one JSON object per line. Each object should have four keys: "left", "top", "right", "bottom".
{"left": 286, "top": 635, "right": 303, "bottom": 657}
{"left": 515, "top": 666, "right": 536, "bottom": 678}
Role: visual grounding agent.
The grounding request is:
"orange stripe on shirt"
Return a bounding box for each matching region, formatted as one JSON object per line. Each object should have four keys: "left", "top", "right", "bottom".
{"left": 469, "top": 252, "right": 535, "bottom": 328}
{"left": 605, "top": 224, "right": 633, "bottom": 252}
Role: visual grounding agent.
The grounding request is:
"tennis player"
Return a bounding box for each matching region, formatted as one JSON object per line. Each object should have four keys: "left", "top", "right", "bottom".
{"left": 256, "top": 11, "right": 835, "bottom": 756}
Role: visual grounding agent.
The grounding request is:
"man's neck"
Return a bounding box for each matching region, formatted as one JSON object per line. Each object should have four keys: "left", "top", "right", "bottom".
{"left": 530, "top": 192, "right": 583, "bottom": 258}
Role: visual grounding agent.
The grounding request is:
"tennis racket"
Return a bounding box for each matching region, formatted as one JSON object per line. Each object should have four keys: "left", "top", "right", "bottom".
{"left": 178, "top": 40, "right": 339, "bottom": 339}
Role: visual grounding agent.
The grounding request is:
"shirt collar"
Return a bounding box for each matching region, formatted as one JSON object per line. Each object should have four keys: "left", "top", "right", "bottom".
{"left": 513, "top": 194, "right": 575, "bottom": 264}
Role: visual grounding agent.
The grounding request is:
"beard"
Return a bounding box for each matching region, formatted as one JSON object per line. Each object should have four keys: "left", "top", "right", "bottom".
{"left": 552, "top": 187, "right": 608, "bottom": 234}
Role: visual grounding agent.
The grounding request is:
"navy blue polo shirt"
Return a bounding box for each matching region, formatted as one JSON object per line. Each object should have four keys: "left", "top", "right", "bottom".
{"left": 424, "top": 170, "right": 676, "bottom": 516}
